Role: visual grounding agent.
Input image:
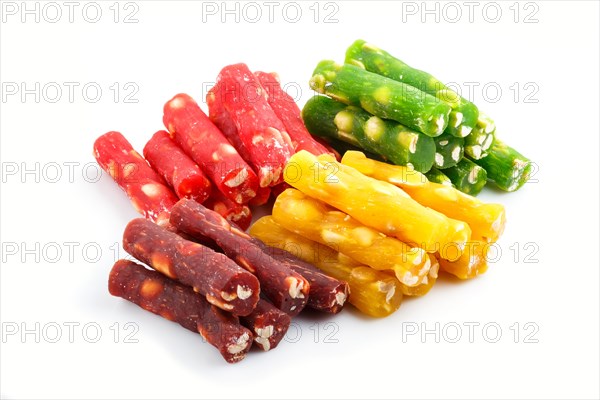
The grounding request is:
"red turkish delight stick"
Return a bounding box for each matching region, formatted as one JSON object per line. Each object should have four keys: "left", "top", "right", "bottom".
{"left": 239, "top": 299, "right": 291, "bottom": 351}
{"left": 93, "top": 131, "right": 178, "bottom": 223}
{"left": 213, "top": 64, "right": 295, "bottom": 187}
{"left": 109, "top": 259, "right": 252, "bottom": 363}
{"left": 170, "top": 199, "right": 310, "bottom": 316}
{"left": 204, "top": 189, "right": 252, "bottom": 231}
{"left": 207, "top": 81, "right": 288, "bottom": 209}
{"left": 255, "top": 71, "right": 333, "bottom": 156}
{"left": 163, "top": 93, "right": 258, "bottom": 204}
{"left": 206, "top": 83, "right": 247, "bottom": 155}
{"left": 248, "top": 186, "right": 271, "bottom": 207}
{"left": 207, "top": 82, "right": 273, "bottom": 208}
{"left": 143, "top": 130, "right": 212, "bottom": 203}
{"left": 253, "top": 240, "right": 349, "bottom": 314}
{"left": 123, "top": 218, "right": 260, "bottom": 316}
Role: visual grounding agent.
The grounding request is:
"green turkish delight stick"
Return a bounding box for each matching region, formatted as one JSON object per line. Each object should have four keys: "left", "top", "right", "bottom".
{"left": 345, "top": 39, "right": 479, "bottom": 138}
{"left": 301, "top": 95, "right": 356, "bottom": 144}
{"left": 433, "top": 132, "right": 464, "bottom": 169}
{"left": 464, "top": 113, "right": 496, "bottom": 160}
{"left": 309, "top": 60, "right": 452, "bottom": 137}
{"left": 471, "top": 139, "right": 532, "bottom": 192}
{"left": 443, "top": 158, "right": 487, "bottom": 195}
{"left": 425, "top": 168, "right": 453, "bottom": 187}
{"left": 302, "top": 96, "right": 435, "bottom": 172}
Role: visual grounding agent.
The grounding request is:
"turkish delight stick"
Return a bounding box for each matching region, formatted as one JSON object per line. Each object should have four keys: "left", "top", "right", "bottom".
{"left": 174, "top": 218, "right": 348, "bottom": 314}
{"left": 143, "top": 130, "right": 212, "bottom": 203}
{"left": 254, "top": 71, "right": 332, "bottom": 156}
{"left": 94, "top": 133, "right": 210, "bottom": 243}
{"left": 255, "top": 241, "right": 349, "bottom": 314}
{"left": 437, "top": 241, "right": 489, "bottom": 280}
{"left": 471, "top": 139, "right": 532, "bottom": 192}
{"left": 272, "top": 188, "right": 430, "bottom": 286}
{"left": 207, "top": 80, "right": 288, "bottom": 209}
{"left": 109, "top": 259, "right": 252, "bottom": 363}
{"left": 433, "top": 132, "right": 464, "bottom": 169}
{"left": 163, "top": 93, "right": 258, "bottom": 204}
{"left": 205, "top": 84, "right": 272, "bottom": 212}
{"left": 345, "top": 40, "right": 479, "bottom": 137}
{"left": 284, "top": 151, "right": 470, "bottom": 255}
{"left": 170, "top": 198, "right": 310, "bottom": 316}
{"left": 443, "top": 158, "right": 487, "bottom": 196}
{"left": 239, "top": 299, "right": 291, "bottom": 351}
{"left": 341, "top": 151, "right": 506, "bottom": 242}
{"left": 464, "top": 113, "right": 496, "bottom": 160}
{"left": 93, "top": 131, "right": 178, "bottom": 224}
{"left": 326, "top": 153, "right": 471, "bottom": 259}
{"left": 204, "top": 189, "right": 252, "bottom": 231}
{"left": 206, "top": 80, "right": 250, "bottom": 157}
{"left": 248, "top": 186, "right": 271, "bottom": 207}
{"left": 400, "top": 254, "right": 440, "bottom": 297}
{"left": 309, "top": 61, "right": 452, "bottom": 137}
{"left": 213, "top": 63, "right": 295, "bottom": 187}
{"left": 302, "top": 95, "right": 435, "bottom": 173}
{"left": 123, "top": 218, "right": 260, "bottom": 316}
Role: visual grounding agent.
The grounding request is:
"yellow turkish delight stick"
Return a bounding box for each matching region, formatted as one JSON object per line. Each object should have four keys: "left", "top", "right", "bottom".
{"left": 405, "top": 186, "right": 505, "bottom": 243}
{"left": 341, "top": 151, "right": 506, "bottom": 242}
{"left": 315, "top": 152, "right": 470, "bottom": 259}
{"left": 249, "top": 216, "right": 402, "bottom": 318}
{"left": 406, "top": 185, "right": 505, "bottom": 242}
{"left": 285, "top": 150, "right": 470, "bottom": 255}
{"left": 400, "top": 254, "right": 439, "bottom": 297}
{"left": 272, "top": 188, "right": 429, "bottom": 286}
{"left": 340, "top": 150, "right": 428, "bottom": 187}
{"left": 437, "top": 240, "right": 489, "bottom": 280}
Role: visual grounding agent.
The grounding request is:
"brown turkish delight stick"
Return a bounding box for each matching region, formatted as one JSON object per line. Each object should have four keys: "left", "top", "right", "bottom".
{"left": 204, "top": 189, "right": 252, "bottom": 231}
{"left": 255, "top": 241, "right": 349, "bottom": 314}
{"left": 254, "top": 71, "right": 333, "bottom": 156}
{"left": 167, "top": 219, "right": 346, "bottom": 313}
{"left": 213, "top": 63, "right": 294, "bottom": 187}
{"left": 165, "top": 222, "right": 222, "bottom": 253}
{"left": 163, "top": 93, "right": 258, "bottom": 204}
{"left": 239, "top": 299, "right": 291, "bottom": 351}
{"left": 93, "top": 131, "right": 178, "bottom": 223}
{"left": 108, "top": 259, "right": 252, "bottom": 363}
{"left": 122, "top": 218, "right": 260, "bottom": 316}
{"left": 143, "top": 130, "right": 212, "bottom": 203}
{"left": 170, "top": 198, "right": 310, "bottom": 316}
{"left": 195, "top": 304, "right": 253, "bottom": 364}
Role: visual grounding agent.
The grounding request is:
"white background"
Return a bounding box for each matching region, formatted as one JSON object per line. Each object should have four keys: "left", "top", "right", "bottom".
{"left": 1, "top": 1, "right": 599, "bottom": 399}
